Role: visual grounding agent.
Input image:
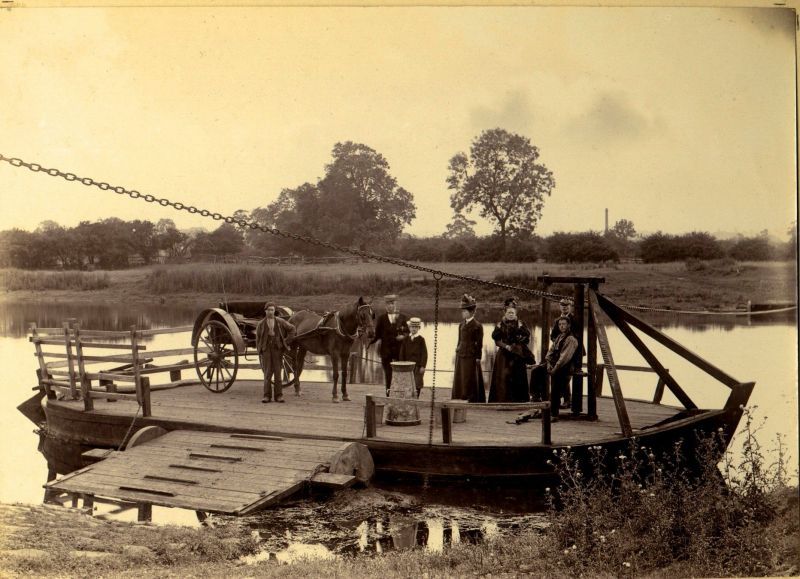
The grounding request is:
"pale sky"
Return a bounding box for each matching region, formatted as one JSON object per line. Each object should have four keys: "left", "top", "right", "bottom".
{"left": 0, "top": 6, "right": 796, "bottom": 239}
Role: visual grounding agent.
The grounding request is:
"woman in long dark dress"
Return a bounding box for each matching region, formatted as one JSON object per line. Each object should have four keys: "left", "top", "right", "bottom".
{"left": 488, "top": 299, "right": 533, "bottom": 402}
{"left": 451, "top": 294, "right": 486, "bottom": 403}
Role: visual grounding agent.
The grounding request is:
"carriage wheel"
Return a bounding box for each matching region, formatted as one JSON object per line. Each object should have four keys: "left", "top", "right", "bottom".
{"left": 194, "top": 320, "right": 239, "bottom": 393}
{"left": 280, "top": 351, "right": 296, "bottom": 388}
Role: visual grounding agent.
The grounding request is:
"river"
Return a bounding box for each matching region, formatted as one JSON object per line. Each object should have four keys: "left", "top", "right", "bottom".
{"left": 0, "top": 300, "right": 796, "bottom": 556}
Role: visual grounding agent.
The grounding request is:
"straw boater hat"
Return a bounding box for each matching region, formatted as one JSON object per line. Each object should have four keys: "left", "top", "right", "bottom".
{"left": 460, "top": 294, "right": 477, "bottom": 310}
{"left": 384, "top": 294, "right": 398, "bottom": 303}
{"left": 408, "top": 317, "right": 422, "bottom": 327}
{"left": 264, "top": 301, "right": 277, "bottom": 310}
{"left": 559, "top": 298, "right": 572, "bottom": 306}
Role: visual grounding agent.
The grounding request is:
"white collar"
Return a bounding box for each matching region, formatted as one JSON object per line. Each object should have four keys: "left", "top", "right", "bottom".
{"left": 464, "top": 316, "right": 474, "bottom": 324}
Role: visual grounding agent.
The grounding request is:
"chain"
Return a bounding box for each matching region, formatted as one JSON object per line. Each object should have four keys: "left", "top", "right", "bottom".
{"left": 6, "top": 154, "right": 792, "bottom": 316}
{"left": 117, "top": 402, "right": 143, "bottom": 451}
{"left": 0, "top": 154, "right": 567, "bottom": 302}
{"left": 427, "top": 273, "right": 442, "bottom": 447}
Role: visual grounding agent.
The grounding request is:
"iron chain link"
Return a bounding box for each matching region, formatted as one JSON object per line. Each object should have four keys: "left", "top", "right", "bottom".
{"left": 4, "top": 153, "right": 797, "bottom": 316}
{"left": 0, "top": 153, "right": 570, "bottom": 302}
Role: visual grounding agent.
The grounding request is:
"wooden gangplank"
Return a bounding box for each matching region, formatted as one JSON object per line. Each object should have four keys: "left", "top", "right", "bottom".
{"left": 46, "top": 430, "right": 370, "bottom": 516}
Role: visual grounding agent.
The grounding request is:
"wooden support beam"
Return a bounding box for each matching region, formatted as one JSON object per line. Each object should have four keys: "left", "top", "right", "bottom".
{"left": 588, "top": 292, "right": 632, "bottom": 437}
{"left": 441, "top": 407, "right": 452, "bottom": 444}
{"left": 541, "top": 406, "right": 552, "bottom": 445}
{"left": 537, "top": 276, "right": 606, "bottom": 284}
{"left": 653, "top": 375, "right": 666, "bottom": 404}
{"left": 137, "top": 503, "right": 152, "bottom": 523}
{"left": 540, "top": 282, "right": 551, "bottom": 404}
{"left": 596, "top": 293, "right": 740, "bottom": 389}
{"left": 365, "top": 396, "right": 376, "bottom": 438}
{"left": 587, "top": 282, "right": 599, "bottom": 419}
{"left": 599, "top": 300, "right": 697, "bottom": 410}
{"left": 63, "top": 322, "right": 78, "bottom": 400}
{"left": 571, "top": 283, "right": 585, "bottom": 415}
{"left": 74, "top": 324, "right": 94, "bottom": 411}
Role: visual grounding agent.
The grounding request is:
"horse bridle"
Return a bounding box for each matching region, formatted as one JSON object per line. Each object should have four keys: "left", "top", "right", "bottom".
{"left": 355, "top": 304, "right": 374, "bottom": 338}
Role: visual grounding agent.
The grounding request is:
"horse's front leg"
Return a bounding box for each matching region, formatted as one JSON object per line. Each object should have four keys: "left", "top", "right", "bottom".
{"left": 331, "top": 355, "right": 340, "bottom": 403}
{"left": 341, "top": 352, "right": 350, "bottom": 401}
{"left": 293, "top": 347, "right": 306, "bottom": 396}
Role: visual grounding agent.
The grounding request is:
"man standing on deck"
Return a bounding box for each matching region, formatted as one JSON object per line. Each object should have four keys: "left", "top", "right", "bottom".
{"left": 549, "top": 298, "right": 583, "bottom": 409}
{"left": 256, "top": 302, "right": 296, "bottom": 403}
{"left": 371, "top": 294, "right": 410, "bottom": 395}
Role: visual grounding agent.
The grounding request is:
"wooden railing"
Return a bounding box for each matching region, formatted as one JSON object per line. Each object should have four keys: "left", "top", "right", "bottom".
{"left": 364, "top": 395, "right": 552, "bottom": 445}
{"left": 30, "top": 322, "right": 197, "bottom": 417}
{"left": 590, "top": 363, "right": 670, "bottom": 404}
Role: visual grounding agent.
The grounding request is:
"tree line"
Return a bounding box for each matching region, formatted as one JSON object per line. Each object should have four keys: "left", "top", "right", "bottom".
{"left": 1, "top": 129, "right": 795, "bottom": 269}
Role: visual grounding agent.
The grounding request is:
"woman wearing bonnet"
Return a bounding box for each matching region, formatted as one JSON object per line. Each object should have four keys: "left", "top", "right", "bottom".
{"left": 488, "top": 297, "right": 534, "bottom": 403}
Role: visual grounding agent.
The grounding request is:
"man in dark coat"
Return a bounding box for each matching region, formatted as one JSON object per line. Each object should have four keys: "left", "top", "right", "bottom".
{"left": 399, "top": 317, "right": 428, "bottom": 397}
{"left": 256, "top": 302, "right": 296, "bottom": 403}
{"left": 451, "top": 294, "right": 486, "bottom": 403}
{"left": 371, "top": 294, "right": 410, "bottom": 394}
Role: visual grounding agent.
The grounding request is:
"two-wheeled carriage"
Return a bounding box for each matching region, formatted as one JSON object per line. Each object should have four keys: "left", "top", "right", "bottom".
{"left": 190, "top": 301, "right": 296, "bottom": 392}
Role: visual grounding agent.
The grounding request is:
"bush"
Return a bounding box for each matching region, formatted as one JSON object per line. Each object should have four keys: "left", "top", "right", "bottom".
{"left": 544, "top": 232, "right": 618, "bottom": 263}
{"left": 641, "top": 231, "right": 724, "bottom": 263}
{"left": 545, "top": 409, "right": 796, "bottom": 577}
{"left": 729, "top": 237, "right": 774, "bottom": 261}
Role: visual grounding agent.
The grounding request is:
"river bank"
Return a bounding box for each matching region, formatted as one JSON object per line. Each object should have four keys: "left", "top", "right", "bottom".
{"left": 2, "top": 485, "right": 797, "bottom": 578}
{"left": 0, "top": 260, "right": 796, "bottom": 313}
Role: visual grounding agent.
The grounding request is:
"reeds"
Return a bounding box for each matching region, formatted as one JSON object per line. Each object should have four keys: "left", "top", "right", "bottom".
{"left": 0, "top": 269, "right": 110, "bottom": 291}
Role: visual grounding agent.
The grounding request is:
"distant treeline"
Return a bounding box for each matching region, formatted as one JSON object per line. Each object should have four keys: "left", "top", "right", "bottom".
{"left": 0, "top": 217, "right": 795, "bottom": 270}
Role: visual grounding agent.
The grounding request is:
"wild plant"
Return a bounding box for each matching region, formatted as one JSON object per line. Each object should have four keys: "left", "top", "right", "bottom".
{"left": 545, "top": 408, "right": 796, "bottom": 577}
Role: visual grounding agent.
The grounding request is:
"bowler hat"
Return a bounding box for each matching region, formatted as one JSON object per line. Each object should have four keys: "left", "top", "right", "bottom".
{"left": 460, "top": 294, "right": 477, "bottom": 310}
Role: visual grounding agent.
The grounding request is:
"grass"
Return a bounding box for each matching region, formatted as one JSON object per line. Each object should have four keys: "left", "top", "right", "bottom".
{"left": 0, "top": 269, "right": 110, "bottom": 291}
{"left": 0, "top": 260, "right": 796, "bottom": 312}
{"left": 1, "top": 411, "right": 796, "bottom": 578}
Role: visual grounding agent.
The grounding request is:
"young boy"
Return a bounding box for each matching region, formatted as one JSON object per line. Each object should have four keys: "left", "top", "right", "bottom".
{"left": 399, "top": 317, "right": 428, "bottom": 397}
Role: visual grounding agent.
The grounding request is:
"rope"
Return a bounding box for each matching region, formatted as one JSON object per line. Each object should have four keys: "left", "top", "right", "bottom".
{"left": 620, "top": 304, "right": 797, "bottom": 316}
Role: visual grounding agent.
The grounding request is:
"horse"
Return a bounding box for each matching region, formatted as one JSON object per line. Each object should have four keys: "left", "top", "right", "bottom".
{"left": 288, "top": 296, "right": 375, "bottom": 402}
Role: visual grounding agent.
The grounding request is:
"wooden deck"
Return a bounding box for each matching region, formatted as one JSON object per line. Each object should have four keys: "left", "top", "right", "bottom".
{"left": 47, "top": 379, "right": 681, "bottom": 447}
{"left": 46, "top": 431, "right": 359, "bottom": 515}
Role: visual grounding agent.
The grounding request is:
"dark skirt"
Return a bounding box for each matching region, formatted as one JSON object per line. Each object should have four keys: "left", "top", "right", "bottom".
{"left": 488, "top": 350, "right": 529, "bottom": 402}
{"left": 451, "top": 357, "right": 486, "bottom": 402}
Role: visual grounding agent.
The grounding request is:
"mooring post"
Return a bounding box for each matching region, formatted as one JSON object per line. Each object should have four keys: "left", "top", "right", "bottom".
{"left": 540, "top": 281, "right": 552, "bottom": 405}
{"left": 137, "top": 503, "right": 152, "bottom": 523}
{"left": 74, "top": 323, "right": 93, "bottom": 411}
{"left": 364, "top": 395, "right": 376, "bottom": 438}
{"left": 571, "top": 283, "right": 585, "bottom": 415}
{"left": 441, "top": 407, "right": 453, "bottom": 444}
{"left": 63, "top": 321, "right": 78, "bottom": 400}
{"left": 541, "top": 405, "right": 552, "bottom": 445}
{"left": 131, "top": 325, "right": 150, "bottom": 417}
{"left": 587, "top": 283, "right": 599, "bottom": 419}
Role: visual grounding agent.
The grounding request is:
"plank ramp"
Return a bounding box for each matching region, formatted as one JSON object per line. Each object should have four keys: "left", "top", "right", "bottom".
{"left": 46, "top": 430, "right": 362, "bottom": 515}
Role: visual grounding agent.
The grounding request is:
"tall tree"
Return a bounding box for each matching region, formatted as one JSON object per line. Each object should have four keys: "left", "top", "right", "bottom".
{"left": 443, "top": 212, "right": 477, "bottom": 240}
{"left": 447, "top": 128, "right": 555, "bottom": 251}
{"left": 611, "top": 219, "right": 637, "bottom": 242}
{"left": 317, "top": 142, "right": 416, "bottom": 250}
{"left": 248, "top": 142, "right": 415, "bottom": 255}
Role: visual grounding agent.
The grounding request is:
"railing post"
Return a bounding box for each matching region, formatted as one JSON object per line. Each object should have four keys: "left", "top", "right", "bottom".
{"left": 571, "top": 283, "right": 585, "bottom": 415}
{"left": 653, "top": 370, "right": 668, "bottom": 404}
{"left": 131, "top": 325, "right": 150, "bottom": 417}
{"left": 63, "top": 321, "right": 78, "bottom": 400}
{"left": 541, "top": 404, "right": 552, "bottom": 445}
{"left": 31, "top": 323, "right": 54, "bottom": 399}
{"left": 441, "top": 407, "right": 452, "bottom": 444}
{"left": 74, "top": 323, "right": 93, "bottom": 411}
{"left": 365, "top": 395, "right": 376, "bottom": 438}
{"left": 587, "top": 284, "right": 599, "bottom": 419}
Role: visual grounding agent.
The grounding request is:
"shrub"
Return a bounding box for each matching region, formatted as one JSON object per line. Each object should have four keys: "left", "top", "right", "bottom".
{"left": 544, "top": 232, "right": 619, "bottom": 263}
{"left": 545, "top": 409, "right": 796, "bottom": 577}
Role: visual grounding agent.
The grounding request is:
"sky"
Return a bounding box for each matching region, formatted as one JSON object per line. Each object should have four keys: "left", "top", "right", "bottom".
{"left": 0, "top": 6, "right": 796, "bottom": 240}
